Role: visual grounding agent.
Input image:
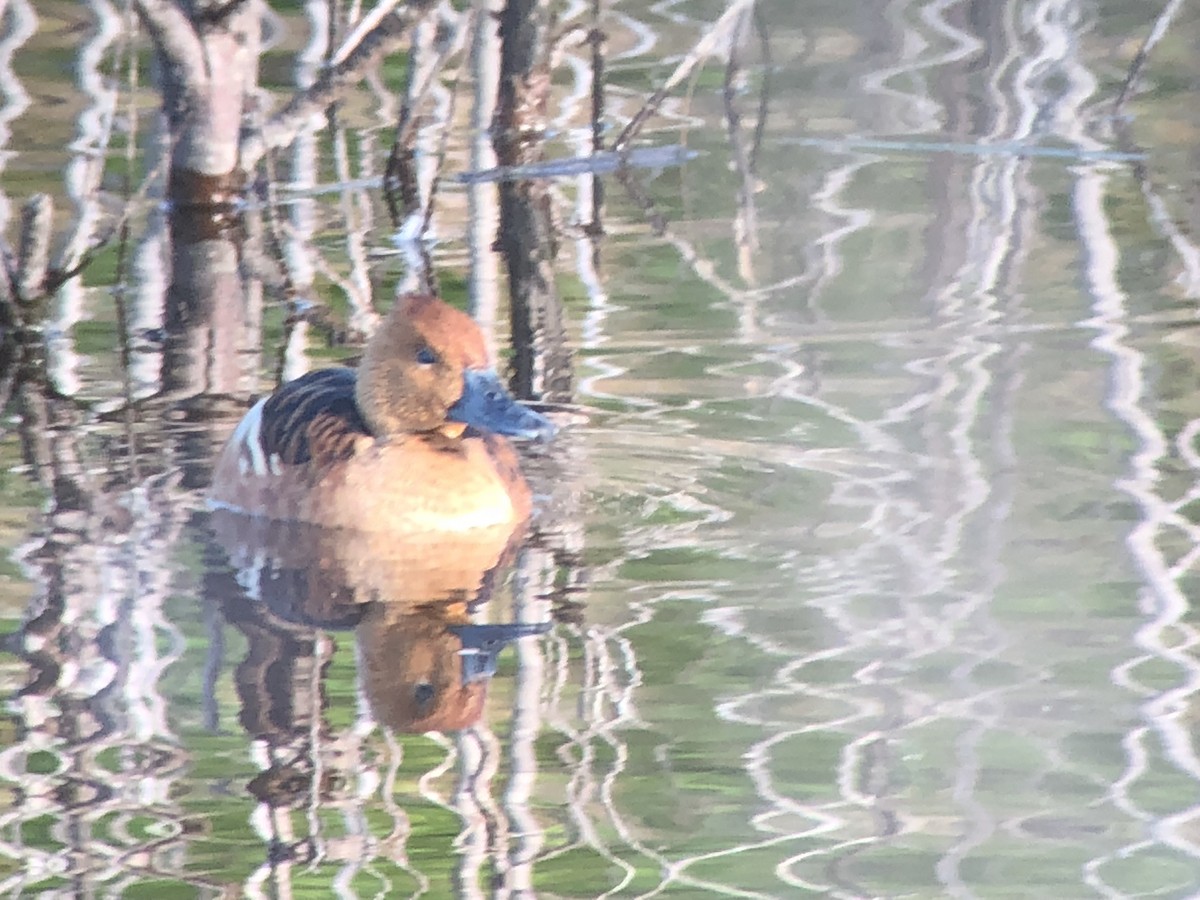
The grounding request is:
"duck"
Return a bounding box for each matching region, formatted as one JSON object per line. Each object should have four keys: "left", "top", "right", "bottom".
{"left": 208, "top": 293, "right": 556, "bottom": 532}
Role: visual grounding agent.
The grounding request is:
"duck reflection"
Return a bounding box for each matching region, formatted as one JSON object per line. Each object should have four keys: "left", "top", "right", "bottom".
{"left": 209, "top": 509, "right": 548, "bottom": 738}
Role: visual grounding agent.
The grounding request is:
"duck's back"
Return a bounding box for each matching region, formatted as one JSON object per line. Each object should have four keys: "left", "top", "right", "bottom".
{"left": 209, "top": 367, "right": 530, "bottom": 531}
{"left": 258, "top": 367, "right": 369, "bottom": 467}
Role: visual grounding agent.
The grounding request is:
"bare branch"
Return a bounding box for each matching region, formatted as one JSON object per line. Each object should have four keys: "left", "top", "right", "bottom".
{"left": 332, "top": 0, "right": 407, "bottom": 66}
{"left": 612, "top": 0, "right": 757, "bottom": 153}
{"left": 240, "top": 0, "right": 438, "bottom": 169}
{"left": 131, "top": 0, "right": 206, "bottom": 85}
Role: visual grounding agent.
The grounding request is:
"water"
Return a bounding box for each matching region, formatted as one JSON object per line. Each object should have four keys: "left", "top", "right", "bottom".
{"left": 3, "top": 0, "right": 1200, "bottom": 896}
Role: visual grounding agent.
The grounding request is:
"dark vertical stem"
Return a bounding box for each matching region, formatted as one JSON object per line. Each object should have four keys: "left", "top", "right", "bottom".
{"left": 383, "top": 16, "right": 424, "bottom": 224}
{"left": 326, "top": 0, "right": 339, "bottom": 68}
{"left": 492, "top": 0, "right": 572, "bottom": 403}
{"left": 112, "top": 214, "right": 140, "bottom": 482}
{"left": 494, "top": 0, "right": 546, "bottom": 167}
{"left": 750, "top": 2, "right": 772, "bottom": 172}
{"left": 1113, "top": 0, "right": 1186, "bottom": 115}
{"left": 201, "top": 589, "right": 226, "bottom": 732}
{"left": 588, "top": 0, "right": 605, "bottom": 235}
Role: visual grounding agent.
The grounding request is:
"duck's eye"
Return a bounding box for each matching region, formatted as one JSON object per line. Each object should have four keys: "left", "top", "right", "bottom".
{"left": 414, "top": 682, "right": 436, "bottom": 708}
{"left": 416, "top": 347, "right": 438, "bottom": 366}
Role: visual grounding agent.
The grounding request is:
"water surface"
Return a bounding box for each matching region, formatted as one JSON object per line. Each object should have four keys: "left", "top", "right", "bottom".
{"left": 3, "top": 0, "right": 1200, "bottom": 897}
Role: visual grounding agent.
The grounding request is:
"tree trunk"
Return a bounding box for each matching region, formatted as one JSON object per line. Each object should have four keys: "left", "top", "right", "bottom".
{"left": 137, "top": 0, "right": 261, "bottom": 206}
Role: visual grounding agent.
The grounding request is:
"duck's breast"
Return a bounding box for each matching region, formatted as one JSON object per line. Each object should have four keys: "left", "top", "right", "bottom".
{"left": 329, "top": 434, "right": 529, "bottom": 532}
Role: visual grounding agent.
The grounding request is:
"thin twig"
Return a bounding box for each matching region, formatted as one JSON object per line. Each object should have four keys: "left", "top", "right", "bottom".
{"left": 115, "top": 0, "right": 142, "bottom": 478}
{"left": 588, "top": 0, "right": 605, "bottom": 231}
{"left": 611, "top": 0, "right": 757, "bottom": 152}
{"left": 1114, "top": 0, "right": 1188, "bottom": 115}
{"left": 723, "top": 10, "right": 758, "bottom": 280}
{"left": 41, "top": 142, "right": 173, "bottom": 297}
{"left": 419, "top": 11, "right": 474, "bottom": 246}
{"left": 384, "top": 9, "right": 445, "bottom": 221}
{"left": 749, "top": 1, "right": 774, "bottom": 173}
{"left": 113, "top": 213, "right": 139, "bottom": 481}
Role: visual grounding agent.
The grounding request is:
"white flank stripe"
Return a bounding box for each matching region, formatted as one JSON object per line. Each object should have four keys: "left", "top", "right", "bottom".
{"left": 232, "top": 398, "right": 270, "bottom": 477}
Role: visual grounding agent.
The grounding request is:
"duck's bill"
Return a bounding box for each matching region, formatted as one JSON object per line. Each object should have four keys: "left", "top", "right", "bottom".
{"left": 448, "top": 369, "right": 558, "bottom": 441}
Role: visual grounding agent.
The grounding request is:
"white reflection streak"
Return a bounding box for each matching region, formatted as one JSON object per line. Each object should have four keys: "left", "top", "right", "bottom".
{"left": 584, "top": 631, "right": 641, "bottom": 897}
{"left": 704, "top": 158, "right": 906, "bottom": 896}
{"left": 467, "top": 0, "right": 502, "bottom": 341}
{"left": 859, "top": 0, "right": 981, "bottom": 134}
{"left": 1142, "top": 186, "right": 1200, "bottom": 300}
{"left": 611, "top": 10, "right": 658, "bottom": 61}
{"left": 51, "top": 0, "right": 120, "bottom": 397}
{"left": 60, "top": 0, "right": 119, "bottom": 271}
{"left": 1076, "top": 165, "right": 1200, "bottom": 868}
{"left": 555, "top": 41, "right": 608, "bottom": 316}
{"left": 503, "top": 637, "right": 547, "bottom": 896}
{"left": 338, "top": 0, "right": 383, "bottom": 314}
{"left": 780, "top": 5, "right": 1025, "bottom": 893}
{"left": 803, "top": 157, "right": 876, "bottom": 318}
{"left": 307, "top": 638, "right": 330, "bottom": 870}
{"left": 1046, "top": 0, "right": 1200, "bottom": 883}
{"left": 128, "top": 108, "right": 171, "bottom": 398}
{"left": 333, "top": 123, "right": 374, "bottom": 322}
{"left": 277, "top": 0, "right": 327, "bottom": 380}
{"left": 716, "top": 636, "right": 889, "bottom": 894}
{"left": 538, "top": 627, "right": 639, "bottom": 893}
{"left": 927, "top": 264, "right": 1003, "bottom": 897}
{"left": 380, "top": 728, "right": 430, "bottom": 893}
{"left": 453, "top": 729, "right": 496, "bottom": 897}
{"left": 394, "top": 7, "right": 460, "bottom": 295}
{"left": 540, "top": 585, "right": 742, "bottom": 896}
{"left": 928, "top": 10, "right": 1049, "bottom": 894}
{"left": 418, "top": 731, "right": 458, "bottom": 807}
{"left": 124, "top": 481, "right": 188, "bottom": 744}
{"left": 0, "top": 0, "right": 35, "bottom": 235}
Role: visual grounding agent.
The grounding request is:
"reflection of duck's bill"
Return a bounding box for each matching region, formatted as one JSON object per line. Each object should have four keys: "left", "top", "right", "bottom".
{"left": 452, "top": 622, "right": 552, "bottom": 681}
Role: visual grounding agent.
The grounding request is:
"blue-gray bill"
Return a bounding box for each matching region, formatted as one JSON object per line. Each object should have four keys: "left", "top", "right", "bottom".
{"left": 452, "top": 621, "right": 553, "bottom": 681}
{"left": 448, "top": 369, "right": 558, "bottom": 441}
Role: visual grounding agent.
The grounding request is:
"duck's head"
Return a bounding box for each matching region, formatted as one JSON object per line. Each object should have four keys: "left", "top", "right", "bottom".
{"left": 355, "top": 293, "right": 557, "bottom": 441}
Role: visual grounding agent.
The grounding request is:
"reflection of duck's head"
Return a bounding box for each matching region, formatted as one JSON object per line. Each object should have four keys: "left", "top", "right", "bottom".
{"left": 209, "top": 294, "right": 556, "bottom": 532}
{"left": 359, "top": 606, "right": 549, "bottom": 733}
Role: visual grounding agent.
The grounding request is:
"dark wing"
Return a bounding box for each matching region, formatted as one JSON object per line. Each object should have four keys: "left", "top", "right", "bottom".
{"left": 258, "top": 367, "right": 372, "bottom": 466}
